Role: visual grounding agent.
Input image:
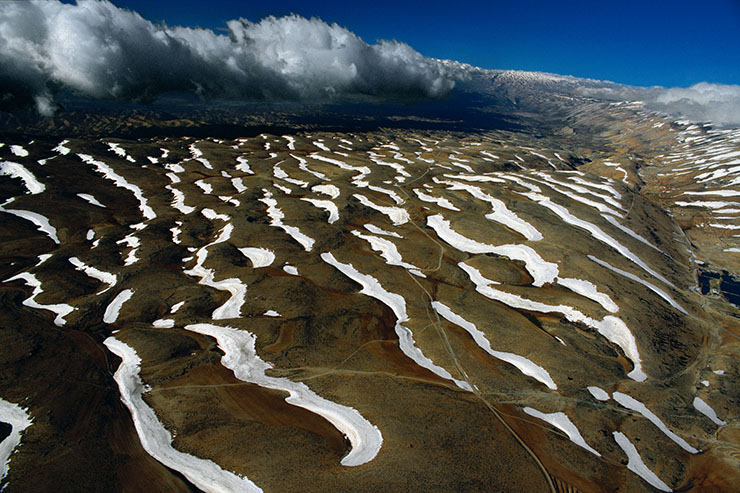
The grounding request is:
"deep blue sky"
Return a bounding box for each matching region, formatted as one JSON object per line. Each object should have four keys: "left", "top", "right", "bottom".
{"left": 111, "top": 0, "right": 740, "bottom": 88}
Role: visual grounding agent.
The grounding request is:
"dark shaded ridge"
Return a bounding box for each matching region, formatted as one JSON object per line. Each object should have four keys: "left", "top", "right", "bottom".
{"left": 0, "top": 90, "right": 526, "bottom": 140}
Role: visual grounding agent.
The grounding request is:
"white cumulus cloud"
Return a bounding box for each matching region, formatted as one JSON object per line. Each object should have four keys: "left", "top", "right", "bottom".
{"left": 0, "top": 0, "right": 462, "bottom": 115}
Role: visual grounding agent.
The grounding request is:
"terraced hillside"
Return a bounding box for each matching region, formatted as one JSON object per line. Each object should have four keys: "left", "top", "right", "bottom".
{"left": 0, "top": 93, "right": 738, "bottom": 491}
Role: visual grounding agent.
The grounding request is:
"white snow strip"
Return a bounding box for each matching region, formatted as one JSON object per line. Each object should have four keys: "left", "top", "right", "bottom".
{"left": 78, "top": 154, "right": 156, "bottom": 220}
{"left": 283, "top": 135, "right": 296, "bottom": 150}
{"left": 520, "top": 191, "right": 673, "bottom": 288}
{"left": 0, "top": 397, "right": 33, "bottom": 481}
{"left": 436, "top": 179, "right": 542, "bottom": 241}
{"left": 413, "top": 189, "right": 460, "bottom": 211}
{"left": 458, "top": 262, "right": 646, "bottom": 381}
{"left": 301, "top": 198, "right": 340, "bottom": 223}
{"left": 274, "top": 164, "right": 309, "bottom": 187}
{"left": 52, "top": 140, "right": 70, "bottom": 155}
{"left": 692, "top": 396, "right": 726, "bottom": 426}
{"left": 443, "top": 174, "right": 505, "bottom": 184}
{"left": 103, "top": 289, "right": 134, "bottom": 324}
{"left": 1, "top": 209, "right": 59, "bottom": 243}
{"left": 183, "top": 224, "right": 247, "bottom": 320}
{"left": 322, "top": 252, "right": 472, "bottom": 391}
{"left": 184, "top": 322, "right": 383, "bottom": 467}
{"left": 77, "top": 193, "right": 105, "bottom": 208}
{"left": 427, "top": 215, "right": 556, "bottom": 286}
{"left": 613, "top": 432, "right": 672, "bottom": 492}
{"left": 69, "top": 257, "right": 116, "bottom": 294}
{"left": 104, "top": 337, "right": 262, "bottom": 492}
{"left": 523, "top": 407, "right": 600, "bottom": 456}
{"left": 309, "top": 153, "right": 371, "bottom": 176}
{"left": 353, "top": 194, "right": 408, "bottom": 226}
{"left": 170, "top": 225, "right": 182, "bottom": 244}
{"left": 312, "top": 141, "right": 330, "bottom": 152}
{"left": 189, "top": 144, "right": 212, "bottom": 169}
{"left": 364, "top": 224, "right": 402, "bottom": 238}
{"left": 0, "top": 161, "right": 45, "bottom": 194}
{"left": 352, "top": 232, "right": 426, "bottom": 277}
{"left": 682, "top": 189, "right": 740, "bottom": 197}
{"left": 612, "top": 392, "right": 698, "bottom": 454}
{"left": 231, "top": 177, "right": 247, "bottom": 193}
{"left": 557, "top": 277, "right": 619, "bottom": 313}
{"left": 273, "top": 183, "right": 292, "bottom": 195}
{"left": 235, "top": 156, "right": 253, "bottom": 174}
{"left": 602, "top": 215, "right": 663, "bottom": 253}
{"left": 312, "top": 184, "right": 340, "bottom": 199}
{"left": 153, "top": 319, "right": 175, "bottom": 328}
{"left": 9, "top": 145, "right": 28, "bottom": 157}
{"left": 201, "top": 209, "right": 229, "bottom": 222}
{"left": 170, "top": 301, "right": 185, "bottom": 314}
{"left": 5, "top": 272, "right": 75, "bottom": 326}
{"left": 86, "top": 229, "right": 95, "bottom": 241}
{"left": 263, "top": 310, "right": 281, "bottom": 317}
{"left": 282, "top": 265, "right": 299, "bottom": 276}
{"left": 588, "top": 256, "right": 686, "bottom": 314}
{"left": 292, "top": 154, "right": 327, "bottom": 180}
{"left": 238, "top": 248, "right": 275, "bottom": 268}
{"left": 433, "top": 302, "right": 555, "bottom": 389}
{"left": 195, "top": 180, "right": 213, "bottom": 194}
{"left": 674, "top": 200, "right": 740, "bottom": 209}
{"left": 587, "top": 386, "right": 610, "bottom": 401}
{"left": 260, "top": 190, "right": 315, "bottom": 251}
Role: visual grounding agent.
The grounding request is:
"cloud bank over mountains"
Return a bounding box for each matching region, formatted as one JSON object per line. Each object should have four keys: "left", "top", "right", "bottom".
{"left": 0, "top": 0, "right": 462, "bottom": 115}
{"left": 0, "top": 0, "right": 738, "bottom": 127}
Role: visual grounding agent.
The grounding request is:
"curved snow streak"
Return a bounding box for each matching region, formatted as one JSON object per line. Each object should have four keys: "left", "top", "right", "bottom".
{"left": 312, "top": 184, "right": 339, "bottom": 198}
{"left": 283, "top": 135, "right": 296, "bottom": 151}
{"left": 692, "top": 396, "right": 726, "bottom": 426}
{"left": 367, "top": 151, "right": 411, "bottom": 179}
{"left": 188, "top": 143, "right": 212, "bottom": 169}
{"left": 274, "top": 164, "right": 309, "bottom": 188}
{"left": 107, "top": 142, "right": 135, "bottom": 162}
{"left": 587, "top": 256, "right": 686, "bottom": 314}
{"left": 312, "top": 141, "right": 330, "bottom": 152}
{"left": 238, "top": 248, "right": 275, "bottom": 268}
{"left": 184, "top": 323, "right": 383, "bottom": 467}
{"left": 522, "top": 407, "right": 600, "bottom": 456}
{"left": 352, "top": 232, "right": 426, "bottom": 277}
{"left": 556, "top": 278, "right": 619, "bottom": 313}
{"left": 353, "top": 194, "right": 409, "bottom": 226}
{"left": 5, "top": 272, "right": 75, "bottom": 326}
{"left": 458, "top": 262, "right": 647, "bottom": 382}
{"left": 77, "top": 193, "right": 106, "bottom": 208}
{"left": 117, "top": 235, "right": 140, "bottom": 266}
{"left": 104, "top": 337, "right": 262, "bottom": 492}
{"left": 442, "top": 173, "right": 505, "bottom": 184}
{"left": 78, "top": 154, "right": 156, "bottom": 220}
{"left": 69, "top": 257, "right": 117, "bottom": 294}
{"left": 427, "top": 215, "right": 556, "bottom": 286}
{"left": 195, "top": 180, "right": 213, "bottom": 194}
{"left": 0, "top": 397, "right": 33, "bottom": 481}
{"left": 432, "top": 302, "right": 556, "bottom": 390}
{"left": 612, "top": 432, "right": 672, "bottom": 492}
{"left": 567, "top": 176, "right": 621, "bottom": 200}
{"left": 259, "top": 190, "right": 315, "bottom": 251}
{"left": 184, "top": 224, "right": 247, "bottom": 320}
{"left": 520, "top": 191, "right": 674, "bottom": 288}
{"left": 104, "top": 289, "right": 134, "bottom": 324}
{"left": 0, "top": 208, "right": 59, "bottom": 243}
{"left": 435, "top": 179, "right": 542, "bottom": 241}
{"left": 309, "top": 153, "right": 371, "bottom": 177}
{"left": 413, "top": 189, "right": 460, "bottom": 211}
{"left": 235, "top": 156, "right": 253, "bottom": 174}
{"left": 612, "top": 392, "right": 698, "bottom": 454}
{"left": 321, "top": 252, "right": 472, "bottom": 391}
{"left": 301, "top": 198, "right": 340, "bottom": 224}
{"left": 367, "top": 185, "right": 404, "bottom": 205}
{"left": 364, "top": 223, "right": 402, "bottom": 238}
{"left": 601, "top": 215, "right": 664, "bottom": 254}
{"left": 530, "top": 172, "right": 625, "bottom": 213}
{"left": 291, "top": 154, "right": 327, "bottom": 180}
{"left": 0, "top": 161, "right": 45, "bottom": 194}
